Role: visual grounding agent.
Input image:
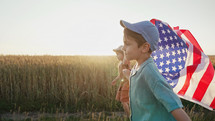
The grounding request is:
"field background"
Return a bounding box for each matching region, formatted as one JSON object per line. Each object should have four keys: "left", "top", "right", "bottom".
{"left": 0, "top": 55, "right": 215, "bottom": 121}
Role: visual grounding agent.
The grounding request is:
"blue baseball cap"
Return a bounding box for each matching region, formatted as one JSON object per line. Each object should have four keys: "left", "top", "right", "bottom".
{"left": 120, "top": 20, "right": 159, "bottom": 51}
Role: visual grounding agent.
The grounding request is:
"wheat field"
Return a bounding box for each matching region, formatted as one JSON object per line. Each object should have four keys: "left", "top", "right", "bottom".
{"left": 0, "top": 56, "right": 121, "bottom": 112}
{"left": 0, "top": 55, "right": 215, "bottom": 121}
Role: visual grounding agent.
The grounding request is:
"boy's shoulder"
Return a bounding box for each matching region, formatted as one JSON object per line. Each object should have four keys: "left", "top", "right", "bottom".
{"left": 142, "top": 62, "right": 158, "bottom": 76}
{"left": 139, "top": 58, "right": 164, "bottom": 80}
{"left": 131, "top": 57, "right": 160, "bottom": 78}
{"left": 140, "top": 58, "right": 157, "bottom": 72}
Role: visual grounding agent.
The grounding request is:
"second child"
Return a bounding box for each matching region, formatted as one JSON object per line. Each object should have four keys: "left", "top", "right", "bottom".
{"left": 112, "top": 45, "right": 131, "bottom": 117}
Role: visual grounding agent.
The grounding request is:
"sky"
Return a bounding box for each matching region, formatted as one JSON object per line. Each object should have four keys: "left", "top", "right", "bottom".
{"left": 0, "top": 0, "right": 215, "bottom": 55}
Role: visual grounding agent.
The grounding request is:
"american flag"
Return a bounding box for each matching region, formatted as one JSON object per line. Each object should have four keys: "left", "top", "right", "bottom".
{"left": 150, "top": 19, "right": 215, "bottom": 110}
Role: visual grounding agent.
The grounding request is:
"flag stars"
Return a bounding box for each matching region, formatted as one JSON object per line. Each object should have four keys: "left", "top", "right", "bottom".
{"left": 160, "top": 54, "right": 165, "bottom": 59}
{"left": 152, "top": 21, "right": 188, "bottom": 86}
{"left": 159, "top": 69, "right": 163, "bottom": 73}
{"left": 178, "top": 57, "right": 182, "bottom": 62}
{"left": 166, "top": 52, "right": 170, "bottom": 58}
{"left": 176, "top": 43, "right": 180, "bottom": 48}
{"left": 169, "top": 74, "right": 174, "bottom": 77}
{"left": 166, "top": 60, "right": 171, "bottom": 65}
{"left": 159, "top": 61, "right": 164, "bottom": 67}
{"left": 172, "top": 66, "right": 177, "bottom": 71}
{"left": 153, "top": 55, "right": 158, "bottom": 61}
{"left": 172, "top": 51, "right": 176, "bottom": 56}
{"left": 159, "top": 46, "right": 164, "bottom": 51}
{"left": 165, "top": 67, "right": 170, "bottom": 73}
{"left": 166, "top": 77, "right": 171, "bottom": 81}
{"left": 164, "top": 37, "right": 168, "bottom": 42}
{"left": 171, "top": 44, "right": 175, "bottom": 49}
{"left": 178, "top": 65, "right": 183, "bottom": 70}
{"left": 182, "top": 49, "right": 185, "bottom": 54}
{"left": 170, "top": 82, "right": 175, "bottom": 87}
{"left": 172, "top": 58, "right": 176, "bottom": 64}
{"left": 158, "top": 38, "right": 162, "bottom": 43}
{"left": 162, "top": 30, "right": 166, "bottom": 34}
{"left": 169, "top": 36, "right": 173, "bottom": 40}
{"left": 183, "top": 56, "right": 186, "bottom": 61}
{"left": 177, "top": 50, "right": 181, "bottom": 55}
{"left": 165, "top": 45, "right": 170, "bottom": 50}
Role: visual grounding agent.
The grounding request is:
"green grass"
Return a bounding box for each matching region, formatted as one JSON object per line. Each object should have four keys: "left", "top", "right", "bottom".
{"left": 0, "top": 111, "right": 130, "bottom": 121}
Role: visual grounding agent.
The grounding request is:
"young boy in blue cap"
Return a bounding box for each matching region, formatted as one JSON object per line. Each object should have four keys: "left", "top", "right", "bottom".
{"left": 120, "top": 20, "right": 191, "bottom": 121}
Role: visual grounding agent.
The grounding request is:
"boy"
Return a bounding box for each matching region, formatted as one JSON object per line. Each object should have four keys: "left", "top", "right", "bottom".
{"left": 120, "top": 20, "right": 191, "bottom": 121}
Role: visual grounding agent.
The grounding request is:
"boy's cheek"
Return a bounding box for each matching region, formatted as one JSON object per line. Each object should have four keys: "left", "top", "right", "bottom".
{"left": 125, "top": 47, "right": 129, "bottom": 53}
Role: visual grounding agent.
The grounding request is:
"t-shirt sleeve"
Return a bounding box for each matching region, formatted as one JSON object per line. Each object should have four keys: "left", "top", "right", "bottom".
{"left": 153, "top": 81, "right": 183, "bottom": 112}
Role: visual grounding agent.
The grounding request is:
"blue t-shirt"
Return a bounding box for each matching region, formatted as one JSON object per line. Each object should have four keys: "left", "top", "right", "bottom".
{"left": 130, "top": 57, "right": 183, "bottom": 121}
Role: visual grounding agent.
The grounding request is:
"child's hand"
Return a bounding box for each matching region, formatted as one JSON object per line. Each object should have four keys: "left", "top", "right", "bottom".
{"left": 112, "top": 80, "right": 117, "bottom": 86}
{"left": 122, "top": 69, "right": 131, "bottom": 80}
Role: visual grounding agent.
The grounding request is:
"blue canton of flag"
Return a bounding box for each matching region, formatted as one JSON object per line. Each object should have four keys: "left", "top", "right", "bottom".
{"left": 151, "top": 21, "right": 188, "bottom": 88}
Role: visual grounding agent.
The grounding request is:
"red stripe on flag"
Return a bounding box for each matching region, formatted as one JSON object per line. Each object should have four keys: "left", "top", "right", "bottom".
{"left": 150, "top": 19, "right": 156, "bottom": 25}
{"left": 173, "top": 27, "right": 184, "bottom": 40}
{"left": 178, "top": 65, "right": 197, "bottom": 95}
{"left": 192, "top": 62, "right": 215, "bottom": 101}
{"left": 150, "top": 19, "right": 162, "bottom": 25}
{"left": 178, "top": 46, "right": 201, "bottom": 95}
{"left": 210, "top": 97, "right": 215, "bottom": 109}
{"left": 192, "top": 47, "right": 202, "bottom": 65}
{"left": 180, "top": 30, "right": 203, "bottom": 52}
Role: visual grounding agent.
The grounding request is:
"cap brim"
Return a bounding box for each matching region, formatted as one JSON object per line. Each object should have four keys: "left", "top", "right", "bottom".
{"left": 120, "top": 20, "right": 140, "bottom": 34}
{"left": 120, "top": 20, "right": 126, "bottom": 27}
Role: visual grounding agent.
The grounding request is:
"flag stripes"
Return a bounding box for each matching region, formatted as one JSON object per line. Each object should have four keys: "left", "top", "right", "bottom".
{"left": 151, "top": 19, "right": 215, "bottom": 110}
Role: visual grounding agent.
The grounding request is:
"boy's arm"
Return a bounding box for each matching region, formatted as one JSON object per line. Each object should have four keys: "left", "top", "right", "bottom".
{"left": 171, "top": 108, "right": 191, "bottom": 121}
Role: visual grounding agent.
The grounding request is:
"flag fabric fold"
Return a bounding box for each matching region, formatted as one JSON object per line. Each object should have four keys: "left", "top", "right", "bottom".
{"left": 150, "top": 19, "right": 215, "bottom": 110}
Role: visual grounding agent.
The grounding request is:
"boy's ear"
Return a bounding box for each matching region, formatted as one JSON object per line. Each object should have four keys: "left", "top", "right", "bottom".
{"left": 141, "top": 42, "right": 151, "bottom": 53}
